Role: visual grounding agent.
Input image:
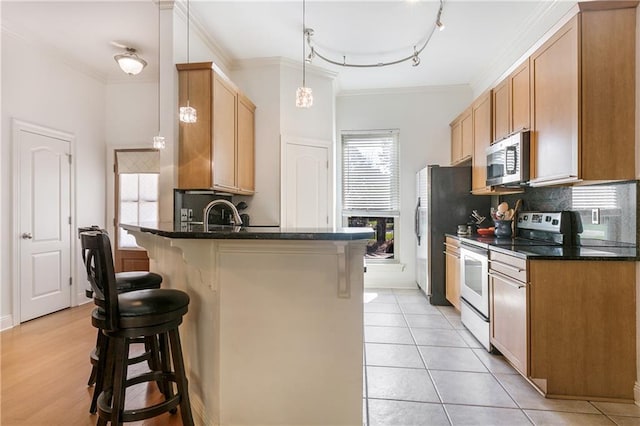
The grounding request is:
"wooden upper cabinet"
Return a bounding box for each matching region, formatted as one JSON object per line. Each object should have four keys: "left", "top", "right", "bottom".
{"left": 236, "top": 93, "right": 256, "bottom": 194}
{"left": 212, "top": 74, "right": 237, "bottom": 192}
{"left": 471, "top": 91, "right": 492, "bottom": 194}
{"left": 450, "top": 108, "right": 472, "bottom": 165}
{"left": 178, "top": 66, "right": 212, "bottom": 189}
{"left": 177, "top": 62, "right": 256, "bottom": 194}
{"left": 530, "top": 3, "right": 636, "bottom": 186}
{"left": 461, "top": 111, "right": 473, "bottom": 161}
{"left": 492, "top": 59, "right": 530, "bottom": 143}
{"left": 510, "top": 60, "right": 530, "bottom": 134}
{"left": 492, "top": 79, "right": 510, "bottom": 142}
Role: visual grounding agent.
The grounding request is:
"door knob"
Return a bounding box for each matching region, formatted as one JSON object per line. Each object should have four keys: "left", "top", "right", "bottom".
{"left": 21, "top": 232, "right": 33, "bottom": 239}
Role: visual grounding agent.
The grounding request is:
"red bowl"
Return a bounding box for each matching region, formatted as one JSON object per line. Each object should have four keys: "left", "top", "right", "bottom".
{"left": 477, "top": 227, "right": 495, "bottom": 236}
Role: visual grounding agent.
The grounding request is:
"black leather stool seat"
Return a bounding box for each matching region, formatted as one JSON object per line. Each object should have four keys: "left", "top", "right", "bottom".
{"left": 92, "top": 289, "right": 190, "bottom": 330}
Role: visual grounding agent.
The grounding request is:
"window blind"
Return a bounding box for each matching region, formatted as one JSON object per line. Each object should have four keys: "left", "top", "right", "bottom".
{"left": 571, "top": 186, "right": 618, "bottom": 210}
{"left": 342, "top": 131, "right": 399, "bottom": 212}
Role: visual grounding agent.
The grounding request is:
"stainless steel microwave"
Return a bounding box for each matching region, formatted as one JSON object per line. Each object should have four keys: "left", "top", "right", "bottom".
{"left": 486, "top": 131, "right": 530, "bottom": 186}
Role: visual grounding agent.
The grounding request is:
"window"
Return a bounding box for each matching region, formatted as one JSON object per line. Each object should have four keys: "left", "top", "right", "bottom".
{"left": 342, "top": 130, "right": 399, "bottom": 260}
{"left": 115, "top": 150, "right": 160, "bottom": 249}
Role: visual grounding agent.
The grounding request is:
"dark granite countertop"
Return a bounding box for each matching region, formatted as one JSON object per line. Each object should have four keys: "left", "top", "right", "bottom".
{"left": 445, "top": 233, "right": 638, "bottom": 261}
{"left": 121, "top": 222, "right": 375, "bottom": 241}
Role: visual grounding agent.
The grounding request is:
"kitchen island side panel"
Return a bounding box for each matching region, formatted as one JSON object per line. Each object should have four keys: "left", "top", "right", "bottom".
{"left": 130, "top": 231, "right": 366, "bottom": 426}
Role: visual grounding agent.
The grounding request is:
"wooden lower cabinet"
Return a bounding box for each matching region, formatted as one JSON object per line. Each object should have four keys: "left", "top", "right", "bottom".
{"left": 444, "top": 237, "right": 461, "bottom": 310}
{"left": 489, "top": 252, "right": 527, "bottom": 375}
{"left": 528, "top": 260, "right": 636, "bottom": 401}
{"left": 489, "top": 252, "right": 636, "bottom": 401}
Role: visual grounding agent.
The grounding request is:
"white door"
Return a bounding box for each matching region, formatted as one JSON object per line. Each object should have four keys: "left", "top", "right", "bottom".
{"left": 282, "top": 142, "right": 330, "bottom": 228}
{"left": 18, "top": 127, "right": 72, "bottom": 322}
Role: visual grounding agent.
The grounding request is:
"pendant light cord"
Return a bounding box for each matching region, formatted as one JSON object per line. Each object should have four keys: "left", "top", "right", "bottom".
{"left": 157, "top": 1, "right": 161, "bottom": 134}
{"left": 186, "top": 0, "right": 191, "bottom": 104}
{"left": 302, "top": 0, "right": 306, "bottom": 87}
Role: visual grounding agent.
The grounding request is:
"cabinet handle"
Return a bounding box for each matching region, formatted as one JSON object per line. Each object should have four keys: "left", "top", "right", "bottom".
{"left": 443, "top": 243, "right": 459, "bottom": 250}
{"left": 443, "top": 250, "right": 460, "bottom": 259}
{"left": 489, "top": 271, "right": 525, "bottom": 289}
{"left": 488, "top": 259, "right": 524, "bottom": 273}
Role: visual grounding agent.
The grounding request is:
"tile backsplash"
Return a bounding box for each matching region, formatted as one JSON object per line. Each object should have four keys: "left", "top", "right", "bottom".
{"left": 500, "top": 181, "right": 637, "bottom": 245}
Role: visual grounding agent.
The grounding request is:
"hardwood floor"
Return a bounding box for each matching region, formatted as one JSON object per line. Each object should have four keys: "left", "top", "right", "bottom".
{"left": 1, "top": 303, "right": 184, "bottom": 425}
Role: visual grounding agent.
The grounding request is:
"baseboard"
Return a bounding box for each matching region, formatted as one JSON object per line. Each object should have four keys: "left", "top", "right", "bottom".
{"left": 1, "top": 314, "right": 14, "bottom": 331}
{"left": 190, "top": 390, "right": 213, "bottom": 425}
{"left": 634, "top": 381, "right": 640, "bottom": 405}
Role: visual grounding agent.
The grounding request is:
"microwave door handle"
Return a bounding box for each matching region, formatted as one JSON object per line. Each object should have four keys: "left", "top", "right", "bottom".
{"left": 505, "top": 146, "right": 517, "bottom": 174}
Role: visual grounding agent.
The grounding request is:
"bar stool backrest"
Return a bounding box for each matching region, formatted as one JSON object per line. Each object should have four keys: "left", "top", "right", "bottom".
{"left": 80, "top": 231, "right": 119, "bottom": 332}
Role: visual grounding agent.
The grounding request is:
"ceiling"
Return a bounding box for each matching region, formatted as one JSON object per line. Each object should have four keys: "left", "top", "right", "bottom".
{"left": 1, "top": 1, "right": 577, "bottom": 92}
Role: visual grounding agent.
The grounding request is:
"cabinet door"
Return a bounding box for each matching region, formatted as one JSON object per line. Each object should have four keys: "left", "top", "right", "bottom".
{"left": 472, "top": 92, "right": 491, "bottom": 193}
{"left": 178, "top": 68, "right": 212, "bottom": 188}
{"left": 450, "top": 120, "right": 462, "bottom": 165}
{"left": 213, "top": 74, "right": 237, "bottom": 191}
{"left": 492, "top": 79, "right": 510, "bottom": 142}
{"left": 510, "top": 60, "right": 530, "bottom": 133}
{"left": 460, "top": 111, "right": 473, "bottom": 161}
{"left": 445, "top": 249, "right": 460, "bottom": 310}
{"left": 491, "top": 273, "right": 527, "bottom": 374}
{"left": 236, "top": 93, "right": 255, "bottom": 194}
{"left": 530, "top": 17, "right": 579, "bottom": 184}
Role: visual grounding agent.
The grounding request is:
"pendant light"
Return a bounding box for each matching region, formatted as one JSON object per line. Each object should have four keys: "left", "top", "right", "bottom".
{"left": 179, "top": 0, "right": 197, "bottom": 123}
{"left": 153, "top": 0, "right": 165, "bottom": 149}
{"left": 295, "top": 0, "right": 313, "bottom": 108}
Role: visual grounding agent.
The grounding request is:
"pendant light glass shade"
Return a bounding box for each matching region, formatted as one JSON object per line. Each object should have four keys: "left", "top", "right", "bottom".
{"left": 153, "top": 135, "right": 166, "bottom": 150}
{"left": 179, "top": 102, "right": 197, "bottom": 123}
{"left": 296, "top": 86, "right": 313, "bottom": 108}
{"left": 114, "top": 49, "right": 147, "bottom": 75}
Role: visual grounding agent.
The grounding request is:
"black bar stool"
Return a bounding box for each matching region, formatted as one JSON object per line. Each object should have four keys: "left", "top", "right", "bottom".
{"left": 79, "top": 226, "right": 163, "bottom": 414}
{"left": 81, "top": 231, "right": 193, "bottom": 425}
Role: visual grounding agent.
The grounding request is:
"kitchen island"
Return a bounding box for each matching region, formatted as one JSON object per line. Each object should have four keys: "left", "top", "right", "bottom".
{"left": 121, "top": 222, "right": 373, "bottom": 426}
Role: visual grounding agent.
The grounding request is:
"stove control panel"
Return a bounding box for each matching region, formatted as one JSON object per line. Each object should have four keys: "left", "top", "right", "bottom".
{"left": 517, "top": 211, "right": 564, "bottom": 233}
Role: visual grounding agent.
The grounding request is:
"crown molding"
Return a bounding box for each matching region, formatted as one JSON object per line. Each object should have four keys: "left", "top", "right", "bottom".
{"left": 1, "top": 22, "right": 108, "bottom": 84}
{"left": 174, "top": 0, "right": 232, "bottom": 73}
{"left": 470, "top": 0, "right": 577, "bottom": 96}
{"left": 337, "top": 83, "right": 471, "bottom": 98}
{"left": 232, "top": 57, "right": 338, "bottom": 81}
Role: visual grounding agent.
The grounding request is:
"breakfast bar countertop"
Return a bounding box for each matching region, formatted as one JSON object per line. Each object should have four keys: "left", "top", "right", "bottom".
{"left": 121, "top": 221, "right": 374, "bottom": 241}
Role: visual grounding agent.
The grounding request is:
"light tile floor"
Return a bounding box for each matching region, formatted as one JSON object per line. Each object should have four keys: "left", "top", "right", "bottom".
{"left": 363, "top": 288, "right": 640, "bottom": 426}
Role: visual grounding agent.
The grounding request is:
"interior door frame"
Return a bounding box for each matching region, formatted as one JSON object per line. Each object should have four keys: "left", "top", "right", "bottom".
{"left": 280, "top": 135, "right": 334, "bottom": 227}
{"left": 11, "top": 119, "right": 76, "bottom": 326}
{"left": 112, "top": 148, "right": 157, "bottom": 272}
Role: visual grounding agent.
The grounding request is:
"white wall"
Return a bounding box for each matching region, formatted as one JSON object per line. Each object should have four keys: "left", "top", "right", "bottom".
{"left": 336, "top": 86, "right": 473, "bottom": 288}
{"left": 1, "top": 31, "right": 107, "bottom": 325}
{"left": 232, "top": 61, "right": 282, "bottom": 225}
{"left": 230, "top": 59, "right": 336, "bottom": 226}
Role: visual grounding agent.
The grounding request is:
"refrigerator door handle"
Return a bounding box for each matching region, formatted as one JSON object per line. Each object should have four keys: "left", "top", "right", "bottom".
{"left": 415, "top": 199, "right": 420, "bottom": 244}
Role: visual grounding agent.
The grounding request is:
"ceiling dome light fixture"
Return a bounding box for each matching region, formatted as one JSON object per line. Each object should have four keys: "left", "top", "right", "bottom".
{"left": 305, "top": 0, "right": 445, "bottom": 69}
{"left": 114, "top": 47, "right": 147, "bottom": 76}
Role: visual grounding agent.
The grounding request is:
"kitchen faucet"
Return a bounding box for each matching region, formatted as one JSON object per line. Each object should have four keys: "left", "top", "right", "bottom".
{"left": 203, "top": 199, "right": 243, "bottom": 228}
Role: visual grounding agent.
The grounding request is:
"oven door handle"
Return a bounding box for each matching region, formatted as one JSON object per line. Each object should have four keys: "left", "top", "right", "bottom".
{"left": 488, "top": 270, "right": 525, "bottom": 289}
{"left": 488, "top": 259, "right": 525, "bottom": 273}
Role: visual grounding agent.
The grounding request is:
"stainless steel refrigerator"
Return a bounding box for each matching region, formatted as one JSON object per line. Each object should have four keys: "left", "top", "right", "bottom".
{"left": 415, "top": 165, "right": 490, "bottom": 305}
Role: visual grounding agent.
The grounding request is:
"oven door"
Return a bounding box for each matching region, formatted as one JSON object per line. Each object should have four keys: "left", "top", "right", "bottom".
{"left": 459, "top": 245, "right": 489, "bottom": 318}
